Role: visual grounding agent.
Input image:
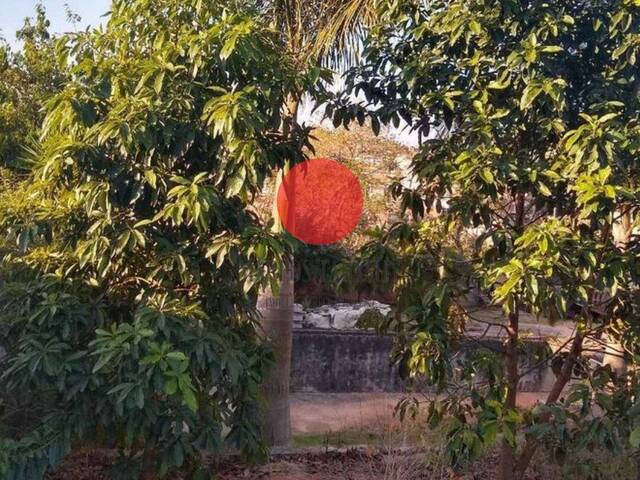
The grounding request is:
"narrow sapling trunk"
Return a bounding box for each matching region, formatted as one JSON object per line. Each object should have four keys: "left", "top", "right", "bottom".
{"left": 497, "top": 192, "right": 525, "bottom": 480}
{"left": 515, "top": 333, "right": 583, "bottom": 478}
{"left": 603, "top": 206, "right": 633, "bottom": 376}
{"left": 497, "top": 311, "right": 519, "bottom": 480}
{"left": 515, "top": 220, "right": 602, "bottom": 479}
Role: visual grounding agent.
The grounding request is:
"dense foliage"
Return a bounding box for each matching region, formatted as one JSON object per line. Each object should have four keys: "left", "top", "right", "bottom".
{"left": 334, "top": 0, "right": 640, "bottom": 477}
{"left": 0, "top": 1, "right": 319, "bottom": 478}
{"left": 0, "top": 4, "right": 66, "bottom": 170}
{"left": 3, "top": 0, "right": 640, "bottom": 478}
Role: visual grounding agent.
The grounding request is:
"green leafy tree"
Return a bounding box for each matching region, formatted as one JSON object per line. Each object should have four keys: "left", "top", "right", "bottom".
{"left": 334, "top": 0, "right": 640, "bottom": 478}
{"left": 0, "top": 4, "right": 67, "bottom": 170}
{"left": 0, "top": 1, "right": 315, "bottom": 478}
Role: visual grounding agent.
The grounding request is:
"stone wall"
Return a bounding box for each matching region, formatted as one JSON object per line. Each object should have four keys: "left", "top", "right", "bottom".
{"left": 291, "top": 329, "right": 403, "bottom": 392}
{"left": 290, "top": 329, "right": 553, "bottom": 393}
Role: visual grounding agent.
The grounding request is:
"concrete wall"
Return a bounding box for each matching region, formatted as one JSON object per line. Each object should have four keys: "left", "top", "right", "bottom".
{"left": 291, "top": 329, "right": 552, "bottom": 393}
{"left": 291, "top": 329, "right": 403, "bottom": 392}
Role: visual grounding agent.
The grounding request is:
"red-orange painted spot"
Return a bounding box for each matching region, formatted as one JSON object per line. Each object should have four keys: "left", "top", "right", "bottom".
{"left": 277, "top": 158, "right": 363, "bottom": 245}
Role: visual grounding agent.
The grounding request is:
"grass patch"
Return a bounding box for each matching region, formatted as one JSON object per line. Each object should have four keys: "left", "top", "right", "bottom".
{"left": 292, "top": 429, "right": 382, "bottom": 448}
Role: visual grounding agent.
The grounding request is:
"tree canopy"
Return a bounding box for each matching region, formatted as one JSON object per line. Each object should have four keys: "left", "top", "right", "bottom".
{"left": 2, "top": 0, "right": 640, "bottom": 478}
{"left": 334, "top": 0, "right": 640, "bottom": 477}
{"left": 0, "top": 1, "right": 319, "bottom": 477}
{"left": 0, "top": 4, "right": 66, "bottom": 171}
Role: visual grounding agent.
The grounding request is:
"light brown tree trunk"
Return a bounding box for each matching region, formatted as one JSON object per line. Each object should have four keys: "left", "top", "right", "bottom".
{"left": 603, "top": 205, "right": 633, "bottom": 376}
{"left": 497, "top": 311, "right": 519, "bottom": 480}
{"left": 258, "top": 95, "right": 300, "bottom": 446}
{"left": 257, "top": 259, "right": 294, "bottom": 445}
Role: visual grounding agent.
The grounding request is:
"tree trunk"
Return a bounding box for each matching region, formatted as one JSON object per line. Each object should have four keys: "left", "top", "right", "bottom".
{"left": 496, "top": 192, "right": 526, "bottom": 480}
{"left": 257, "top": 259, "right": 294, "bottom": 445}
{"left": 497, "top": 311, "right": 519, "bottom": 480}
{"left": 258, "top": 94, "right": 300, "bottom": 446}
{"left": 515, "top": 333, "right": 583, "bottom": 479}
{"left": 602, "top": 206, "right": 632, "bottom": 376}
{"left": 516, "top": 219, "right": 612, "bottom": 477}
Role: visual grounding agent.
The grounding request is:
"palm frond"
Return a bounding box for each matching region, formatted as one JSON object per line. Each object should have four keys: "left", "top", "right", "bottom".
{"left": 312, "top": 0, "right": 379, "bottom": 71}
{"left": 257, "top": 0, "right": 379, "bottom": 71}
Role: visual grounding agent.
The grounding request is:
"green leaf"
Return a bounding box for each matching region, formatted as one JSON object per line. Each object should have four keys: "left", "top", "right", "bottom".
{"left": 520, "top": 85, "right": 542, "bottom": 110}
{"left": 165, "top": 378, "right": 178, "bottom": 395}
{"left": 167, "top": 351, "right": 187, "bottom": 362}
{"left": 495, "top": 273, "right": 521, "bottom": 299}
{"left": 92, "top": 353, "right": 114, "bottom": 374}
{"left": 144, "top": 170, "right": 157, "bottom": 188}
{"left": 488, "top": 71, "right": 511, "bottom": 90}
{"left": 537, "top": 182, "right": 552, "bottom": 196}
{"left": 480, "top": 167, "right": 495, "bottom": 184}
{"left": 182, "top": 387, "right": 198, "bottom": 412}
{"left": 371, "top": 116, "right": 381, "bottom": 136}
{"left": 226, "top": 174, "right": 245, "bottom": 197}
{"left": 630, "top": 427, "right": 640, "bottom": 448}
{"left": 115, "top": 231, "right": 131, "bottom": 253}
{"left": 221, "top": 35, "right": 238, "bottom": 60}
{"left": 154, "top": 71, "right": 165, "bottom": 94}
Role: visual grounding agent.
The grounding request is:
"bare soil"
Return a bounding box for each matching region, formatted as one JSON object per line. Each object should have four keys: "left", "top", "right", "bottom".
{"left": 48, "top": 448, "right": 548, "bottom": 480}
{"left": 46, "top": 393, "right": 554, "bottom": 479}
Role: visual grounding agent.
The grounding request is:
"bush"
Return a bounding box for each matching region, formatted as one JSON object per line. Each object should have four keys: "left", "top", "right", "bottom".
{"left": 0, "top": 1, "right": 311, "bottom": 477}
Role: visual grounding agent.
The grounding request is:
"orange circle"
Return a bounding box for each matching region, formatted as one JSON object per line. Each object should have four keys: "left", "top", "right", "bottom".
{"left": 277, "top": 158, "right": 363, "bottom": 245}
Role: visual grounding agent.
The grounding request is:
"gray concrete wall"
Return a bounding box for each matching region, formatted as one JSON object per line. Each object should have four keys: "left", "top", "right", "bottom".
{"left": 291, "top": 329, "right": 552, "bottom": 393}
{"left": 291, "top": 329, "right": 403, "bottom": 392}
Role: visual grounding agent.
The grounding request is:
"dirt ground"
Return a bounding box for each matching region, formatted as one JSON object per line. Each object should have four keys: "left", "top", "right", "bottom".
{"left": 47, "top": 449, "right": 551, "bottom": 480}
{"left": 49, "top": 448, "right": 547, "bottom": 480}
{"left": 215, "top": 449, "right": 545, "bottom": 480}
{"left": 47, "top": 393, "right": 556, "bottom": 480}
